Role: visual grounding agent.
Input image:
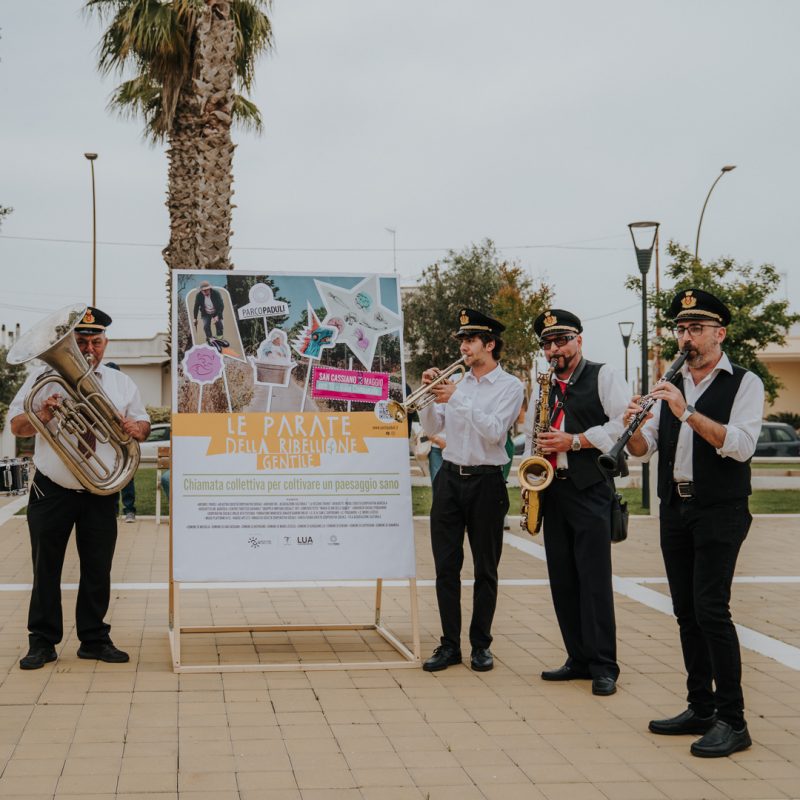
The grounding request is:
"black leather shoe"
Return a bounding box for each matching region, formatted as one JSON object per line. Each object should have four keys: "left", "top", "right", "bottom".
{"left": 690, "top": 720, "right": 751, "bottom": 758}
{"left": 77, "top": 642, "right": 129, "bottom": 663}
{"left": 541, "top": 664, "right": 591, "bottom": 681}
{"left": 19, "top": 644, "right": 57, "bottom": 670}
{"left": 422, "top": 645, "right": 462, "bottom": 672}
{"left": 470, "top": 647, "right": 493, "bottom": 672}
{"left": 592, "top": 676, "right": 617, "bottom": 696}
{"left": 649, "top": 708, "right": 717, "bottom": 736}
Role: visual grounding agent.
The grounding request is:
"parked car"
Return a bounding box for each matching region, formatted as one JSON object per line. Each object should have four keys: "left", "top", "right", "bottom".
{"left": 755, "top": 422, "right": 800, "bottom": 457}
{"left": 139, "top": 422, "right": 171, "bottom": 461}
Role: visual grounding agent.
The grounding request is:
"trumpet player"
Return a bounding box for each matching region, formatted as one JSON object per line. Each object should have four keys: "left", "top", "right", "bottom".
{"left": 624, "top": 289, "right": 763, "bottom": 758}
{"left": 419, "top": 309, "right": 523, "bottom": 673}
{"left": 9, "top": 307, "right": 150, "bottom": 670}
{"left": 531, "top": 309, "right": 629, "bottom": 696}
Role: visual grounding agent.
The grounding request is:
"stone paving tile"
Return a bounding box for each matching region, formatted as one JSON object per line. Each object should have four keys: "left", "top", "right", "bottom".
{"left": 0, "top": 516, "right": 799, "bottom": 798}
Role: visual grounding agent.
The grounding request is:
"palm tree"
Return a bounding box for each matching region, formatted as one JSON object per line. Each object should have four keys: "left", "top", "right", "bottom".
{"left": 85, "top": 0, "right": 272, "bottom": 270}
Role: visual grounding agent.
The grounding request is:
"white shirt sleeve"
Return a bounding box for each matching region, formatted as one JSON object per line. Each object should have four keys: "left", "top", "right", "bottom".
{"left": 717, "top": 371, "right": 764, "bottom": 461}
{"left": 583, "top": 364, "right": 631, "bottom": 453}
{"left": 418, "top": 398, "right": 446, "bottom": 437}
{"left": 629, "top": 400, "right": 661, "bottom": 462}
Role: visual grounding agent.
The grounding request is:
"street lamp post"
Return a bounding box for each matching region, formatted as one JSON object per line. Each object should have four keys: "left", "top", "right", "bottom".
{"left": 385, "top": 227, "right": 397, "bottom": 274}
{"left": 628, "top": 221, "right": 660, "bottom": 511}
{"left": 84, "top": 153, "right": 98, "bottom": 305}
{"left": 695, "top": 165, "right": 736, "bottom": 264}
{"left": 618, "top": 321, "right": 634, "bottom": 383}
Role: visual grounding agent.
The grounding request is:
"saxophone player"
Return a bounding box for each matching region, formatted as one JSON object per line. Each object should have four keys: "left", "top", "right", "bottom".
{"left": 531, "top": 309, "right": 629, "bottom": 695}
{"left": 419, "top": 309, "right": 524, "bottom": 673}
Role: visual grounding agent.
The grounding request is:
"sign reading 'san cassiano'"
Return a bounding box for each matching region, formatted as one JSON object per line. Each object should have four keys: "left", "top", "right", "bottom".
{"left": 171, "top": 270, "right": 415, "bottom": 582}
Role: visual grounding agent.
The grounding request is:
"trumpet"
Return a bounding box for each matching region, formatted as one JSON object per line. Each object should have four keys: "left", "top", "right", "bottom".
{"left": 597, "top": 349, "right": 689, "bottom": 473}
{"left": 387, "top": 357, "right": 466, "bottom": 423}
{"left": 8, "top": 303, "right": 141, "bottom": 495}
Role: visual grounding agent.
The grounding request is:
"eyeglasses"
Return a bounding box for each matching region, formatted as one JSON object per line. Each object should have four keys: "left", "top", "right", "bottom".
{"left": 671, "top": 323, "right": 721, "bottom": 339}
{"left": 540, "top": 334, "right": 576, "bottom": 349}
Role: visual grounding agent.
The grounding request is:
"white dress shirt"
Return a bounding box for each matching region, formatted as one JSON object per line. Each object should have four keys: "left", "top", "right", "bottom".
{"left": 628, "top": 353, "right": 764, "bottom": 480}
{"left": 522, "top": 362, "right": 629, "bottom": 468}
{"left": 418, "top": 363, "right": 524, "bottom": 467}
{"left": 9, "top": 363, "right": 150, "bottom": 490}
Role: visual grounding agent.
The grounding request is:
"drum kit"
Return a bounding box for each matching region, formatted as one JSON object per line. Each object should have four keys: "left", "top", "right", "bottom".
{"left": 1, "top": 457, "right": 30, "bottom": 496}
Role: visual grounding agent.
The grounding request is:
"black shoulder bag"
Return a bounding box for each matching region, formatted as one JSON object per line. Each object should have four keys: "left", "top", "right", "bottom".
{"left": 609, "top": 478, "right": 629, "bottom": 543}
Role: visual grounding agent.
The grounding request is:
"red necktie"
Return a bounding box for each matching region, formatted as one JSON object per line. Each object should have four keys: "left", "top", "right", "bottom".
{"left": 546, "top": 380, "right": 568, "bottom": 469}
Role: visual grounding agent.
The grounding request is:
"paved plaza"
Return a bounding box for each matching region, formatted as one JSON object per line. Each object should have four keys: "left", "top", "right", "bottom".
{"left": 1, "top": 496, "right": 799, "bottom": 799}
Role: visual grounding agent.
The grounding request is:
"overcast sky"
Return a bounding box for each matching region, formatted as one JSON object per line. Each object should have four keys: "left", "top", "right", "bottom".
{"left": 1, "top": 1, "right": 798, "bottom": 377}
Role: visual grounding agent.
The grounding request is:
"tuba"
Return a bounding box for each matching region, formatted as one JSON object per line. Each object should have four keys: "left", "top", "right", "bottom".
{"left": 518, "top": 357, "right": 558, "bottom": 534}
{"left": 387, "top": 357, "right": 466, "bottom": 423}
{"left": 7, "top": 303, "right": 140, "bottom": 495}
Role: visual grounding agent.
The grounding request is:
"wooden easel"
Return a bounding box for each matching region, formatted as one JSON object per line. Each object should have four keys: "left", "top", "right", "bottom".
{"left": 167, "top": 516, "right": 421, "bottom": 673}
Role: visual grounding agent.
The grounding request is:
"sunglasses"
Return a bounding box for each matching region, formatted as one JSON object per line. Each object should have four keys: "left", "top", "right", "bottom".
{"left": 539, "top": 334, "right": 577, "bottom": 349}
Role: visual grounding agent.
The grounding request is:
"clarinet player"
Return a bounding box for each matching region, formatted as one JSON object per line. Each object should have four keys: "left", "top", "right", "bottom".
{"left": 625, "top": 289, "right": 764, "bottom": 758}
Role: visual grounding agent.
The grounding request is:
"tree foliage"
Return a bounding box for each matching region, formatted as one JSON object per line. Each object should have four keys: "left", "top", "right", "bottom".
{"left": 403, "top": 240, "right": 552, "bottom": 393}
{"left": 85, "top": 0, "right": 273, "bottom": 271}
{"left": 625, "top": 241, "right": 800, "bottom": 403}
{"left": 0, "top": 346, "right": 27, "bottom": 433}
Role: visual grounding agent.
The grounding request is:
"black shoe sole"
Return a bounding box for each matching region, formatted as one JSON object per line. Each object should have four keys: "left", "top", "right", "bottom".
{"left": 592, "top": 684, "right": 617, "bottom": 696}
{"left": 19, "top": 652, "right": 57, "bottom": 670}
{"left": 471, "top": 662, "right": 493, "bottom": 672}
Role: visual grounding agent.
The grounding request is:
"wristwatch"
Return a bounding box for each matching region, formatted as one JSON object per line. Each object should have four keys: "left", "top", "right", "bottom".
{"left": 679, "top": 404, "right": 696, "bottom": 423}
{"left": 571, "top": 434, "right": 582, "bottom": 451}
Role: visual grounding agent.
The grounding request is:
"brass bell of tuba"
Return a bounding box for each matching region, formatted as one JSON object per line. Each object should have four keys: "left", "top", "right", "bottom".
{"left": 7, "top": 303, "right": 141, "bottom": 495}
{"left": 518, "top": 357, "right": 558, "bottom": 534}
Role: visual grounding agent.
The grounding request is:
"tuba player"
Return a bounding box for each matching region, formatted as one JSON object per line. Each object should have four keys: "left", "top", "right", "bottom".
{"left": 9, "top": 307, "right": 150, "bottom": 670}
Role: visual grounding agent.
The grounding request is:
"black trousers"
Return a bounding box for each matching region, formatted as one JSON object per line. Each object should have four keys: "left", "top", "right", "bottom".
{"left": 430, "top": 465, "right": 509, "bottom": 650}
{"left": 660, "top": 493, "right": 751, "bottom": 727}
{"left": 542, "top": 477, "right": 618, "bottom": 679}
{"left": 26, "top": 472, "right": 119, "bottom": 647}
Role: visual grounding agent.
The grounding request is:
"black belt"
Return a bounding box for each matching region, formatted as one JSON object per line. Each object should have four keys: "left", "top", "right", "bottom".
{"left": 674, "top": 481, "right": 696, "bottom": 500}
{"left": 555, "top": 468, "right": 569, "bottom": 480}
{"left": 442, "top": 460, "right": 502, "bottom": 477}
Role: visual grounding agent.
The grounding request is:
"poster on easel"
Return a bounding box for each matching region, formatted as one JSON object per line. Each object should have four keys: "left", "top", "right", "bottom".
{"left": 171, "top": 270, "right": 415, "bottom": 583}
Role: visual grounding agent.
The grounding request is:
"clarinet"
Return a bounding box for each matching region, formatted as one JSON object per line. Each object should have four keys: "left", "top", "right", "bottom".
{"left": 597, "top": 350, "right": 689, "bottom": 473}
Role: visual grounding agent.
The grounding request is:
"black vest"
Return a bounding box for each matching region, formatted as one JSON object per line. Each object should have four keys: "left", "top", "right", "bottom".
{"left": 549, "top": 359, "right": 609, "bottom": 490}
{"left": 656, "top": 364, "right": 751, "bottom": 504}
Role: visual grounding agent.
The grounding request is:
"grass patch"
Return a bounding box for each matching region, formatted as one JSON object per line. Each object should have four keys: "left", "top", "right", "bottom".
{"left": 13, "top": 469, "right": 797, "bottom": 517}
{"left": 412, "top": 486, "right": 797, "bottom": 517}
{"left": 132, "top": 467, "right": 169, "bottom": 516}
{"left": 15, "top": 467, "right": 169, "bottom": 516}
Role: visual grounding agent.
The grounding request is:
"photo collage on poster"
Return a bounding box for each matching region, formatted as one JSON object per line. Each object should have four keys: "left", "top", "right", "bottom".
{"left": 175, "top": 271, "right": 405, "bottom": 416}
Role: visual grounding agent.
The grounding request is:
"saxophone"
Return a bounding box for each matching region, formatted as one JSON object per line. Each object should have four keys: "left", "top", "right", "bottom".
{"left": 518, "top": 358, "right": 558, "bottom": 534}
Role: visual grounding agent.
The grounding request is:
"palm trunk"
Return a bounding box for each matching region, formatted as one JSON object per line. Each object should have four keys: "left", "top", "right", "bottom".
{"left": 194, "top": 0, "right": 236, "bottom": 270}
{"left": 162, "top": 85, "right": 201, "bottom": 271}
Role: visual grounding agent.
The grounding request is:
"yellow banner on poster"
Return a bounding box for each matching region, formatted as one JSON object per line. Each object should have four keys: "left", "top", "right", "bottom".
{"left": 173, "top": 411, "right": 404, "bottom": 470}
